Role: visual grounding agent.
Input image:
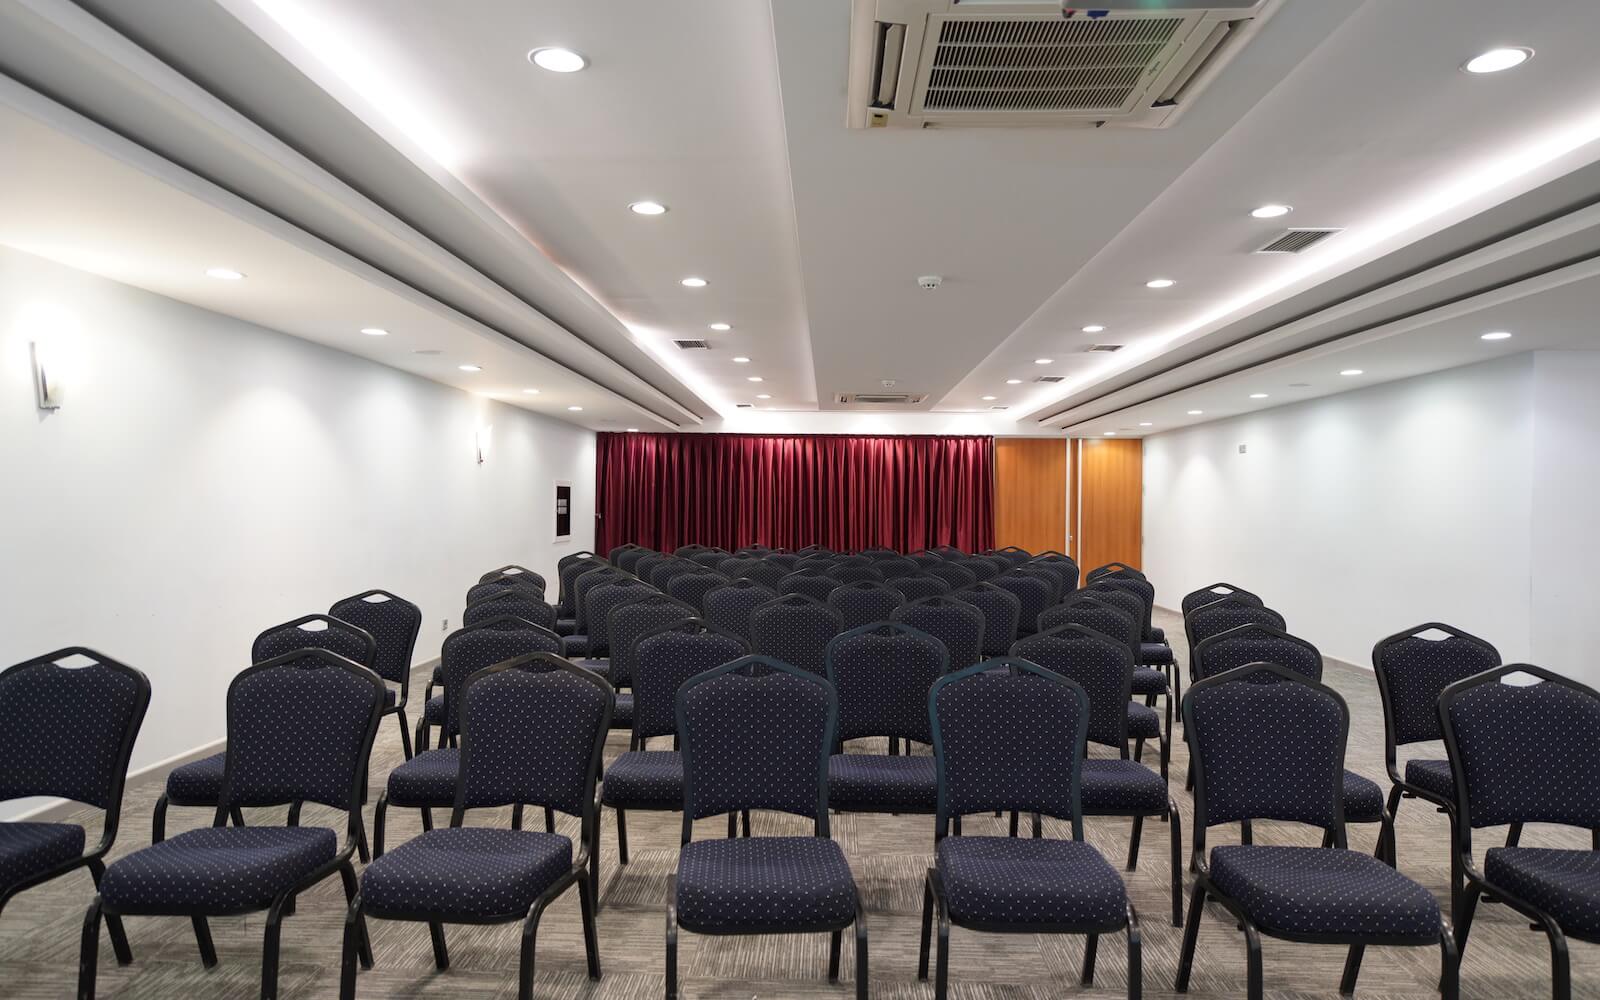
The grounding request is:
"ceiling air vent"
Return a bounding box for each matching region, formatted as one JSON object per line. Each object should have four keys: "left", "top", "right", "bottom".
{"left": 836, "top": 392, "right": 929, "bottom": 405}
{"left": 735, "top": 403, "right": 754, "bottom": 409}
{"left": 1035, "top": 375, "right": 1066, "bottom": 383}
{"left": 1255, "top": 228, "right": 1342, "bottom": 254}
{"left": 989, "top": 405, "right": 1010, "bottom": 411}
{"left": 673, "top": 339, "right": 711, "bottom": 350}
{"left": 1087, "top": 344, "right": 1123, "bottom": 353}
{"left": 848, "top": 0, "right": 1272, "bottom": 130}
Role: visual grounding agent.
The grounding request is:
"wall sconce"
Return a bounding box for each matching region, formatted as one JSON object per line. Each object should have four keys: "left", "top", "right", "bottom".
{"left": 475, "top": 424, "right": 493, "bottom": 464}
{"left": 30, "top": 341, "right": 64, "bottom": 410}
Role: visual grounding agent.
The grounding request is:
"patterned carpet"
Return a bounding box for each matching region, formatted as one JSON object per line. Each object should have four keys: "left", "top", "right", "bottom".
{"left": 4, "top": 608, "right": 1591, "bottom": 998}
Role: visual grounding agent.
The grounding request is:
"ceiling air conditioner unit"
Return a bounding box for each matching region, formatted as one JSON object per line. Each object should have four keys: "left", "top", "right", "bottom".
{"left": 847, "top": 0, "right": 1275, "bottom": 130}
{"left": 837, "top": 392, "right": 929, "bottom": 405}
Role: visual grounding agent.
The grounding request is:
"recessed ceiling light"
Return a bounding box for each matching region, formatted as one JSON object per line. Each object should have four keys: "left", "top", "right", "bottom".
{"left": 1340, "top": 368, "right": 1364, "bottom": 376}
{"left": 1481, "top": 330, "right": 1513, "bottom": 341}
{"left": 523, "top": 388, "right": 540, "bottom": 394}
{"left": 1187, "top": 409, "right": 1204, "bottom": 415}
{"left": 1082, "top": 324, "right": 1105, "bottom": 333}
{"left": 1250, "top": 204, "right": 1293, "bottom": 219}
{"left": 567, "top": 405, "right": 583, "bottom": 412}
{"left": 1139, "top": 422, "right": 1153, "bottom": 427}
{"left": 458, "top": 364, "right": 482, "bottom": 372}
{"left": 1145, "top": 278, "right": 1176, "bottom": 289}
{"left": 1463, "top": 47, "right": 1532, "bottom": 75}
{"left": 1103, "top": 431, "right": 1117, "bottom": 436}
{"left": 732, "top": 356, "right": 751, "bottom": 364}
{"left": 626, "top": 427, "right": 639, "bottom": 432}
{"left": 1035, "top": 358, "right": 1053, "bottom": 365}
{"left": 528, "top": 47, "right": 587, "bottom": 73}
{"left": 747, "top": 376, "right": 763, "bottom": 382}
{"left": 413, "top": 349, "right": 441, "bottom": 356}
{"left": 756, "top": 393, "right": 771, "bottom": 399}
{"left": 360, "top": 327, "right": 388, "bottom": 337}
{"left": 1005, "top": 379, "right": 1023, "bottom": 385}
{"left": 709, "top": 322, "right": 731, "bottom": 331}
{"left": 1288, "top": 382, "right": 1311, "bottom": 388}
{"left": 981, "top": 395, "right": 997, "bottom": 401}
{"left": 680, "top": 277, "right": 708, "bottom": 288}
{"left": 205, "top": 267, "right": 245, "bottom": 280}
{"left": 1249, "top": 392, "right": 1269, "bottom": 399}
{"left": 628, "top": 201, "right": 667, "bottom": 216}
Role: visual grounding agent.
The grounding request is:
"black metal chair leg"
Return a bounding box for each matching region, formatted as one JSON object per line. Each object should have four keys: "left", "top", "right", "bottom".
{"left": 1454, "top": 881, "right": 1483, "bottom": 958}
{"left": 78, "top": 896, "right": 102, "bottom": 1000}
{"left": 395, "top": 709, "right": 413, "bottom": 760}
{"left": 355, "top": 816, "right": 370, "bottom": 864}
{"left": 1082, "top": 932, "right": 1099, "bottom": 985}
{"left": 152, "top": 794, "right": 169, "bottom": 844}
{"left": 1507, "top": 821, "right": 1524, "bottom": 847}
{"left": 935, "top": 902, "right": 951, "bottom": 1000}
{"left": 741, "top": 809, "right": 751, "bottom": 837}
{"left": 854, "top": 904, "right": 869, "bottom": 1000}
{"left": 1175, "top": 883, "right": 1206, "bottom": 992}
{"left": 1339, "top": 943, "right": 1365, "bottom": 994}
{"left": 545, "top": 806, "right": 556, "bottom": 833}
{"left": 828, "top": 928, "right": 842, "bottom": 983}
{"left": 616, "top": 808, "right": 630, "bottom": 865}
{"left": 1240, "top": 819, "right": 1253, "bottom": 845}
{"left": 1169, "top": 805, "right": 1184, "bottom": 927}
{"left": 1127, "top": 815, "right": 1144, "bottom": 871}
{"left": 420, "top": 807, "right": 433, "bottom": 832}
{"left": 337, "top": 862, "right": 373, "bottom": 969}
{"left": 191, "top": 915, "right": 218, "bottom": 968}
{"left": 1032, "top": 811, "right": 1042, "bottom": 838}
{"left": 518, "top": 910, "right": 539, "bottom": 1000}
{"left": 918, "top": 872, "right": 934, "bottom": 980}
{"left": 339, "top": 895, "right": 362, "bottom": 1000}
{"left": 1127, "top": 904, "right": 1143, "bottom": 1000}
{"left": 512, "top": 804, "right": 524, "bottom": 830}
{"left": 85, "top": 859, "right": 132, "bottom": 965}
{"left": 727, "top": 812, "right": 738, "bottom": 838}
{"left": 1008, "top": 810, "right": 1019, "bottom": 837}
{"left": 1243, "top": 922, "right": 1263, "bottom": 1000}
{"left": 374, "top": 797, "right": 388, "bottom": 858}
{"left": 578, "top": 873, "right": 602, "bottom": 980}
{"left": 589, "top": 817, "right": 602, "bottom": 912}
{"left": 262, "top": 899, "right": 287, "bottom": 1000}
{"left": 1439, "top": 922, "right": 1460, "bottom": 1000}
{"left": 428, "top": 920, "right": 449, "bottom": 970}
{"left": 230, "top": 806, "right": 247, "bottom": 827}
{"left": 665, "top": 898, "right": 679, "bottom": 1000}
{"left": 1542, "top": 915, "right": 1571, "bottom": 1000}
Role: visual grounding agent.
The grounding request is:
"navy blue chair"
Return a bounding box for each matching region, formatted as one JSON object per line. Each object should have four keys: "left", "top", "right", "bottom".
{"left": 1011, "top": 625, "right": 1182, "bottom": 926}
{"left": 701, "top": 579, "right": 777, "bottom": 643}
{"left": 688, "top": 549, "right": 728, "bottom": 570}
{"left": 891, "top": 575, "right": 951, "bottom": 603}
{"left": 667, "top": 656, "right": 865, "bottom": 1000}
{"left": 420, "top": 615, "right": 565, "bottom": 752}
{"left": 875, "top": 557, "right": 920, "bottom": 580}
{"left": 750, "top": 594, "right": 844, "bottom": 677}
{"left": 740, "top": 560, "right": 790, "bottom": 591}
{"left": 1026, "top": 553, "right": 1080, "bottom": 596}
{"left": 581, "top": 577, "right": 659, "bottom": 663}
{"left": 665, "top": 571, "right": 728, "bottom": 614}
{"left": 1040, "top": 597, "right": 1167, "bottom": 778}
{"left": 1183, "top": 599, "right": 1286, "bottom": 682}
{"left": 608, "top": 542, "right": 641, "bottom": 564}
{"left": 479, "top": 564, "right": 546, "bottom": 594}
{"left": 717, "top": 555, "right": 763, "bottom": 580}
{"left": 1176, "top": 662, "right": 1454, "bottom": 1000}
{"left": 778, "top": 571, "right": 841, "bottom": 602}
{"left": 825, "top": 623, "right": 950, "bottom": 817}
{"left": 466, "top": 575, "right": 544, "bottom": 607}
{"left": 1441, "top": 664, "right": 1600, "bottom": 999}
{"left": 154, "top": 615, "right": 377, "bottom": 847}
{"left": 952, "top": 556, "right": 1001, "bottom": 583}
{"left": 956, "top": 582, "right": 1021, "bottom": 658}
{"left": 82, "top": 648, "right": 386, "bottom": 1000}
{"left": 987, "top": 545, "right": 1030, "bottom": 564}
{"left": 831, "top": 564, "right": 885, "bottom": 585}
{"left": 613, "top": 547, "right": 651, "bottom": 575}
{"left": 991, "top": 571, "right": 1052, "bottom": 638}
{"left": 925, "top": 562, "right": 978, "bottom": 591}
{"left": 827, "top": 580, "right": 904, "bottom": 630}
{"left": 1083, "top": 581, "right": 1172, "bottom": 701}
{"left": 382, "top": 618, "right": 565, "bottom": 854}
{"left": 463, "top": 587, "right": 556, "bottom": 632}
{"left": 1374, "top": 623, "right": 1509, "bottom": 881}
{"left": 892, "top": 595, "right": 985, "bottom": 670}
{"left": 0, "top": 648, "right": 149, "bottom": 964}
{"left": 1180, "top": 581, "right": 1262, "bottom": 616}
{"left": 342, "top": 654, "right": 609, "bottom": 1000}
{"left": 648, "top": 558, "right": 700, "bottom": 592}
{"left": 330, "top": 591, "right": 422, "bottom": 759}
{"left": 633, "top": 553, "right": 672, "bottom": 586}
{"left": 1086, "top": 562, "right": 1144, "bottom": 584}
{"left": 606, "top": 596, "right": 696, "bottom": 732}
{"left": 907, "top": 551, "right": 944, "bottom": 570}
{"left": 1092, "top": 572, "right": 1172, "bottom": 655}
{"left": 600, "top": 623, "right": 747, "bottom": 894}
{"left": 556, "top": 555, "right": 605, "bottom": 634}
{"left": 920, "top": 658, "right": 1140, "bottom": 999}
{"left": 573, "top": 564, "right": 630, "bottom": 639}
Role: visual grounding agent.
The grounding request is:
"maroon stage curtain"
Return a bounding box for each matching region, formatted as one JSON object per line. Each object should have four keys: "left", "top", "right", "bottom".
{"left": 595, "top": 433, "right": 995, "bottom": 554}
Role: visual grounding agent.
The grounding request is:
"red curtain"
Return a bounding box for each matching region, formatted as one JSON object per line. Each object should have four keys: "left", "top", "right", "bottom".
{"left": 595, "top": 433, "right": 995, "bottom": 554}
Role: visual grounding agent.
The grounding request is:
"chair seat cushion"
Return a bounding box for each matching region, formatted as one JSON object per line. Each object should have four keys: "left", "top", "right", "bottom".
{"left": 937, "top": 836, "right": 1126, "bottom": 928}
{"left": 1139, "top": 643, "right": 1174, "bottom": 666}
{"left": 1081, "top": 760, "right": 1169, "bottom": 815}
{"left": 361, "top": 828, "right": 573, "bottom": 921}
{"left": 1209, "top": 845, "right": 1440, "bottom": 938}
{"left": 1484, "top": 848, "right": 1600, "bottom": 938}
{"left": 828, "top": 754, "right": 937, "bottom": 811}
{"left": 565, "top": 635, "right": 590, "bottom": 657}
{"left": 101, "top": 827, "right": 337, "bottom": 914}
{"left": 165, "top": 752, "right": 227, "bottom": 805}
{"left": 600, "top": 751, "right": 683, "bottom": 807}
{"left": 1131, "top": 667, "right": 1168, "bottom": 696}
{"left": 676, "top": 836, "right": 856, "bottom": 932}
{"left": 556, "top": 618, "right": 578, "bottom": 637}
{"left": 574, "top": 659, "right": 611, "bottom": 678}
{"left": 1403, "top": 758, "right": 1454, "bottom": 802}
{"left": 1128, "top": 703, "right": 1161, "bottom": 739}
{"left": 424, "top": 694, "right": 444, "bottom": 725}
{"left": 610, "top": 693, "right": 634, "bottom": 729}
{"left": 0, "top": 822, "right": 85, "bottom": 890}
{"left": 1343, "top": 770, "right": 1385, "bottom": 822}
{"left": 385, "top": 749, "right": 459, "bottom": 806}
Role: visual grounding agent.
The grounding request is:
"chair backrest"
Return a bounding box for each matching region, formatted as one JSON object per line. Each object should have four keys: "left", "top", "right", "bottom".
{"left": 1080, "top": 584, "right": 1147, "bottom": 646}
{"left": 218, "top": 648, "right": 385, "bottom": 820}
{"left": 1374, "top": 622, "right": 1500, "bottom": 748}
{"left": 584, "top": 578, "right": 660, "bottom": 657}
{"left": 925, "top": 562, "right": 977, "bottom": 590}
{"left": 750, "top": 594, "right": 845, "bottom": 677}
{"left": 479, "top": 565, "right": 547, "bottom": 594}
{"left": 1037, "top": 596, "right": 1138, "bottom": 662}
{"left": 1010, "top": 624, "right": 1133, "bottom": 751}
{"left": 614, "top": 547, "right": 651, "bottom": 575}
{"left": 990, "top": 545, "right": 1032, "bottom": 564}
{"left": 701, "top": 579, "right": 779, "bottom": 643}
{"left": 1026, "top": 553, "right": 1079, "bottom": 594}
{"left": 890, "top": 575, "right": 951, "bottom": 603}
{"left": 0, "top": 649, "right": 150, "bottom": 820}
{"left": 990, "top": 572, "right": 1053, "bottom": 638}
{"left": 766, "top": 553, "right": 801, "bottom": 572}
{"left": 465, "top": 577, "right": 543, "bottom": 608}
{"left": 829, "top": 564, "right": 885, "bottom": 585}
{"left": 931, "top": 658, "right": 1089, "bottom": 839}
{"left": 452, "top": 654, "right": 612, "bottom": 828}
{"left": 439, "top": 619, "right": 564, "bottom": 739}
{"left": 956, "top": 582, "right": 1021, "bottom": 657}
{"left": 648, "top": 558, "right": 700, "bottom": 591}
{"left": 1012, "top": 564, "right": 1065, "bottom": 604}
{"left": 666, "top": 571, "right": 729, "bottom": 614}
{"left": 1184, "top": 599, "right": 1286, "bottom": 650}
{"left": 328, "top": 591, "right": 422, "bottom": 687}
{"left": 1086, "top": 561, "right": 1145, "bottom": 584}
{"left": 608, "top": 596, "right": 696, "bottom": 688}
{"left": 607, "top": 543, "right": 639, "bottom": 564}
{"left": 874, "top": 557, "right": 919, "bottom": 580}
{"left": 826, "top": 622, "right": 950, "bottom": 744}
{"left": 777, "top": 571, "right": 840, "bottom": 602}
{"left": 1089, "top": 575, "right": 1157, "bottom": 641}
{"left": 674, "top": 543, "right": 708, "bottom": 557}
{"left": 1184, "top": 663, "right": 1347, "bottom": 840}
{"left": 892, "top": 595, "right": 986, "bottom": 669}
{"left": 1180, "top": 582, "right": 1262, "bottom": 616}
{"left": 253, "top": 614, "right": 377, "bottom": 668}
{"left": 826, "top": 581, "right": 905, "bottom": 630}
{"left": 464, "top": 588, "right": 556, "bottom": 631}
{"left": 678, "top": 656, "right": 836, "bottom": 838}
{"left": 740, "top": 560, "right": 790, "bottom": 591}
{"left": 907, "top": 552, "right": 944, "bottom": 569}
{"left": 1194, "top": 623, "right": 1322, "bottom": 683}
{"left": 717, "top": 555, "right": 763, "bottom": 579}
{"left": 952, "top": 556, "right": 1000, "bottom": 583}
{"left": 1440, "top": 664, "right": 1600, "bottom": 838}
{"left": 574, "top": 565, "right": 628, "bottom": 630}
{"left": 633, "top": 622, "right": 749, "bottom": 739}
{"left": 689, "top": 549, "right": 728, "bottom": 570}
{"left": 559, "top": 556, "right": 607, "bottom": 617}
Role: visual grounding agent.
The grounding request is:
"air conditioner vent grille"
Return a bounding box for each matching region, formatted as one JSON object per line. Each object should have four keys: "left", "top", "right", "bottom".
{"left": 1034, "top": 375, "right": 1066, "bottom": 383}
{"left": 673, "top": 339, "right": 710, "bottom": 350}
{"left": 1087, "top": 344, "right": 1123, "bottom": 353}
{"left": 836, "top": 392, "right": 928, "bottom": 405}
{"left": 1255, "top": 228, "right": 1341, "bottom": 254}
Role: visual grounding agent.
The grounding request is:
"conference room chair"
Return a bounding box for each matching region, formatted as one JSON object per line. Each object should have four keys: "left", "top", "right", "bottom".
{"left": 342, "top": 654, "right": 609, "bottom": 1000}
{"left": 1175, "top": 662, "right": 1456, "bottom": 1000}
{"left": 767, "top": 552, "right": 802, "bottom": 571}
{"left": 860, "top": 546, "right": 898, "bottom": 558}
{"left": 465, "top": 573, "right": 545, "bottom": 606}
{"left": 419, "top": 617, "right": 566, "bottom": 752}
{"left": 556, "top": 552, "right": 602, "bottom": 630}
{"left": 1179, "top": 581, "right": 1263, "bottom": 617}
{"left": 155, "top": 614, "right": 377, "bottom": 846}
{"left": 601, "top": 623, "right": 748, "bottom": 899}
{"left": 920, "top": 657, "right": 1141, "bottom": 1000}
{"left": 1183, "top": 597, "right": 1286, "bottom": 680}
{"left": 891, "top": 574, "right": 951, "bottom": 603}
{"left": 930, "top": 545, "right": 965, "bottom": 558}
{"left": 1086, "top": 561, "right": 1145, "bottom": 585}
{"left": 582, "top": 577, "right": 660, "bottom": 663}
{"left": 948, "top": 556, "right": 998, "bottom": 583}
{"left": 1091, "top": 572, "right": 1168, "bottom": 648}
{"left": 750, "top": 593, "right": 845, "bottom": 677}
{"left": 608, "top": 542, "right": 640, "bottom": 564}
{"left": 1373, "top": 622, "right": 1508, "bottom": 879}
{"left": 613, "top": 546, "right": 651, "bottom": 575}
{"left": 1026, "top": 552, "right": 1080, "bottom": 595}
{"left": 573, "top": 564, "right": 634, "bottom": 649}
{"left": 463, "top": 587, "right": 557, "bottom": 632}
{"left": 1440, "top": 663, "right": 1600, "bottom": 1000}
{"left": 1012, "top": 563, "right": 1065, "bottom": 604}
{"left": 1039, "top": 597, "right": 1168, "bottom": 779}
{"left": 990, "top": 571, "right": 1052, "bottom": 638}
{"left": 666, "top": 655, "right": 867, "bottom": 1000}
{"left": 647, "top": 558, "right": 699, "bottom": 592}
{"left": 384, "top": 618, "right": 566, "bottom": 854}
{"left": 717, "top": 554, "right": 763, "bottom": 579}
{"left": 81, "top": 647, "right": 386, "bottom": 1000}
{"left": 1012, "top": 625, "right": 1182, "bottom": 926}
{"left": 827, "top": 580, "right": 905, "bottom": 630}
{"left": 1083, "top": 580, "right": 1176, "bottom": 750}
{"left": 674, "top": 543, "right": 708, "bottom": 556}
{"left": 666, "top": 570, "right": 730, "bottom": 614}
{"left": 328, "top": 590, "right": 422, "bottom": 760}
{"left": 956, "top": 582, "right": 1021, "bottom": 658}
{"left": 688, "top": 548, "right": 729, "bottom": 570}
{"left": 987, "top": 545, "right": 1032, "bottom": 565}
{"left": 607, "top": 596, "right": 696, "bottom": 732}
{"left": 874, "top": 556, "right": 920, "bottom": 579}
{"left": 1192, "top": 623, "right": 1391, "bottom": 859}
{"left": 831, "top": 564, "right": 885, "bottom": 585}
{"left": 893, "top": 595, "right": 986, "bottom": 670}
{"left": 701, "top": 578, "right": 777, "bottom": 643}
{"left": 907, "top": 551, "right": 945, "bottom": 569}
{"left": 632, "top": 553, "right": 671, "bottom": 587}
{"left": 795, "top": 554, "right": 838, "bottom": 574}
{"left": 926, "top": 562, "right": 978, "bottom": 590}
{"left": 0, "top": 648, "right": 149, "bottom": 963}
{"left": 825, "top": 623, "right": 950, "bottom": 819}
{"left": 479, "top": 564, "right": 547, "bottom": 596}
{"left": 777, "top": 570, "right": 841, "bottom": 602}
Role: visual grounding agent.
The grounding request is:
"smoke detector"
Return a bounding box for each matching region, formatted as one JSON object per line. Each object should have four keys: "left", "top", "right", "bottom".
{"left": 917, "top": 275, "right": 943, "bottom": 290}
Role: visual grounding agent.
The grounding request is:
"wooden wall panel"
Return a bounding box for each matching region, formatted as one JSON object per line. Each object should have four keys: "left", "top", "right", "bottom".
{"left": 1077, "top": 438, "right": 1142, "bottom": 573}
{"left": 993, "top": 438, "right": 1067, "bottom": 555}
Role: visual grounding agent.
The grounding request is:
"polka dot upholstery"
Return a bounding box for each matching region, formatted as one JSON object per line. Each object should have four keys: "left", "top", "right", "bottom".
{"left": 599, "top": 750, "right": 683, "bottom": 807}
{"left": 1011, "top": 625, "right": 1133, "bottom": 749}
{"left": 1025, "top": 557, "right": 1079, "bottom": 596}
{"left": 463, "top": 590, "right": 556, "bottom": 632}
{"left": 0, "top": 822, "right": 85, "bottom": 891}
{"left": 584, "top": 579, "right": 659, "bottom": 658}
{"left": 1180, "top": 583, "right": 1262, "bottom": 616}
{"left": 1132, "top": 666, "right": 1169, "bottom": 694}
{"left": 386, "top": 748, "right": 460, "bottom": 806}
{"left": 830, "top": 565, "right": 885, "bottom": 585}
{"left": 717, "top": 556, "right": 764, "bottom": 581}
{"left": 1036, "top": 599, "right": 1138, "bottom": 663}
{"left": 478, "top": 566, "right": 546, "bottom": 594}
{"left": 907, "top": 552, "right": 944, "bottom": 570}
{"left": 926, "top": 563, "right": 977, "bottom": 590}
{"left": 741, "top": 561, "right": 790, "bottom": 591}
{"left": 1194, "top": 623, "right": 1322, "bottom": 683}
{"left": 666, "top": 572, "right": 728, "bottom": 614}
{"left": 1343, "top": 771, "right": 1386, "bottom": 822}
{"left": 1403, "top": 758, "right": 1455, "bottom": 800}
{"left": 676, "top": 837, "right": 856, "bottom": 932}
{"left": 455, "top": 665, "right": 610, "bottom": 815}
{"left": 689, "top": 550, "right": 729, "bottom": 570}
{"left": 1081, "top": 760, "right": 1169, "bottom": 815}
{"left": 574, "top": 566, "right": 629, "bottom": 632}
{"left": 435, "top": 624, "right": 563, "bottom": 742}
{"left": 328, "top": 591, "right": 421, "bottom": 686}
{"left": 608, "top": 543, "right": 640, "bottom": 564}
{"left": 558, "top": 556, "right": 605, "bottom": 616}
{"left": 893, "top": 597, "right": 985, "bottom": 670}
{"left": 826, "top": 582, "right": 905, "bottom": 631}
{"left": 1092, "top": 576, "right": 1158, "bottom": 640}
{"left": 777, "top": 572, "right": 840, "bottom": 602}
{"left": 1209, "top": 845, "right": 1441, "bottom": 938}
{"left": 165, "top": 754, "right": 228, "bottom": 804}
{"left": 949, "top": 558, "right": 997, "bottom": 583}
{"left": 100, "top": 827, "right": 337, "bottom": 914}
{"left": 955, "top": 584, "right": 1021, "bottom": 658}
{"left": 990, "top": 573, "right": 1052, "bottom": 638}
{"left": 750, "top": 596, "right": 844, "bottom": 678}
{"left": 648, "top": 559, "right": 700, "bottom": 591}
{"left": 251, "top": 616, "right": 376, "bottom": 670}
{"left": 360, "top": 827, "right": 572, "bottom": 920}
{"left": 633, "top": 628, "right": 749, "bottom": 740}
{"left": 702, "top": 581, "right": 777, "bottom": 643}
{"left": 464, "top": 578, "right": 544, "bottom": 607}
{"left": 1012, "top": 565, "right": 1064, "bottom": 604}
{"left": 0, "top": 650, "right": 147, "bottom": 809}
{"left": 613, "top": 548, "right": 650, "bottom": 574}
{"left": 826, "top": 623, "right": 949, "bottom": 743}
{"left": 1376, "top": 625, "right": 1500, "bottom": 745}
{"left": 632, "top": 555, "right": 671, "bottom": 591}
{"left": 1185, "top": 600, "right": 1286, "bottom": 649}
{"left": 875, "top": 557, "right": 919, "bottom": 580}
{"left": 989, "top": 546, "right": 1032, "bottom": 565}
{"left": 1079, "top": 587, "right": 1148, "bottom": 652}
{"left": 1483, "top": 848, "right": 1600, "bottom": 937}
{"left": 1127, "top": 703, "right": 1161, "bottom": 740}
{"left": 891, "top": 575, "right": 951, "bottom": 603}
{"left": 937, "top": 836, "right": 1127, "bottom": 927}
{"left": 827, "top": 754, "right": 938, "bottom": 811}
{"left": 608, "top": 596, "right": 696, "bottom": 688}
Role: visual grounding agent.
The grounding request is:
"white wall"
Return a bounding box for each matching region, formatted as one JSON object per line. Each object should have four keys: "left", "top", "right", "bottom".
{"left": 1143, "top": 355, "right": 1536, "bottom": 668}
{"left": 0, "top": 245, "right": 596, "bottom": 807}
{"left": 1530, "top": 351, "right": 1600, "bottom": 682}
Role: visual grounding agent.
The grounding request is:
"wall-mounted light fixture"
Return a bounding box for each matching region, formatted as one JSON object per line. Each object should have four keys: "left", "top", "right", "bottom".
{"left": 30, "top": 341, "right": 64, "bottom": 409}
{"left": 475, "top": 424, "right": 493, "bottom": 465}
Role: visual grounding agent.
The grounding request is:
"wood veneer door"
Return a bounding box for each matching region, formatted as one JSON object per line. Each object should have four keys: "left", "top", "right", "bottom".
{"left": 1075, "top": 438, "right": 1142, "bottom": 572}
{"left": 993, "top": 438, "right": 1067, "bottom": 555}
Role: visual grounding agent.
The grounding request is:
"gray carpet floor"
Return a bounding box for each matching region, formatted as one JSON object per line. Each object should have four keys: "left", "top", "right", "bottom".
{"left": 4, "top": 608, "right": 1592, "bottom": 998}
